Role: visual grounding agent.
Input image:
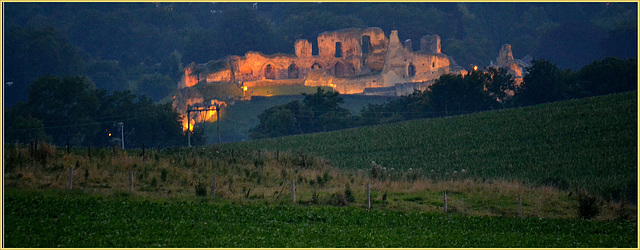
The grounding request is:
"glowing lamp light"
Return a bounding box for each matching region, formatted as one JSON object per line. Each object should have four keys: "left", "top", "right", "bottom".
{"left": 108, "top": 133, "right": 112, "bottom": 137}
{"left": 243, "top": 86, "right": 248, "bottom": 91}
{"left": 473, "top": 65, "right": 478, "bottom": 71}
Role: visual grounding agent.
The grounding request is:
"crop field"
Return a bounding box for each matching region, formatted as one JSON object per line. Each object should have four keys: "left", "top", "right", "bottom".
{"left": 4, "top": 92, "right": 637, "bottom": 247}
{"left": 226, "top": 92, "right": 637, "bottom": 201}
{"left": 5, "top": 189, "right": 636, "bottom": 248}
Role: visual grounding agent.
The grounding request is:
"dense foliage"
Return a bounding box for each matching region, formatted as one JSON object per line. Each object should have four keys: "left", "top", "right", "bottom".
{"left": 4, "top": 76, "right": 187, "bottom": 148}
{"left": 5, "top": 189, "right": 636, "bottom": 247}
{"left": 4, "top": 2, "right": 636, "bottom": 106}
{"left": 249, "top": 88, "right": 352, "bottom": 139}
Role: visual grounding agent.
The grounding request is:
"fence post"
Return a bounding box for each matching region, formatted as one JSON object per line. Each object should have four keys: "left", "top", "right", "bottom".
{"left": 211, "top": 176, "right": 216, "bottom": 197}
{"left": 129, "top": 171, "right": 134, "bottom": 193}
{"left": 367, "top": 183, "right": 371, "bottom": 210}
{"left": 276, "top": 150, "right": 279, "bottom": 162}
{"left": 291, "top": 179, "right": 296, "bottom": 204}
{"left": 443, "top": 190, "right": 447, "bottom": 213}
{"left": 518, "top": 195, "right": 522, "bottom": 218}
{"left": 68, "top": 168, "right": 73, "bottom": 189}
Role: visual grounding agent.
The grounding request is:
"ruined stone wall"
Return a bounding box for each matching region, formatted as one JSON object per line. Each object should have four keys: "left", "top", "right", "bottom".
{"left": 179, "top": 27, "right": 466, "bottom": 97}
{"left": 491, "top": 44, "right": 524, "bottom": 79}
{"left": 420, "top": 35, "right": 441, "bottom": 54}
{"left": 304, "top": 71, "right": 383, "bottom": 95}
{"left": 179, "top": 64, "right": 200, "bottom": 89}
{"left": 381, "top": 30, "right": 458, "bottom": 88}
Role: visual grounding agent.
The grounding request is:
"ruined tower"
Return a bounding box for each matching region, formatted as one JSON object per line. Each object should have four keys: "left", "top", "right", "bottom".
{"left": 497, "top": 44, "right": 515, "bottom": 66}
{"left": 294, "top": 39, "right": 312, "bottom": 58}
{"left": 420, "top": 35, "right": 441, "bottom": 54}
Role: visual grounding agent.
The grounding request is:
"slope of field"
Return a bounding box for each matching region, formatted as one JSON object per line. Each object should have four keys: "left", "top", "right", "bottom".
{"left": 226, "top": 92, "right": 638, "bottom": 201}
{"left": 208, "top": 93, "right": 394, "bottom": 143}
{"left": 5, "top": 189, "right": 636, "bottom": 248}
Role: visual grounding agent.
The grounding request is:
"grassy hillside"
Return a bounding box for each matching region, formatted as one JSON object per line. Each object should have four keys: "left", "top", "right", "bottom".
{"left": 207, "top": 93, "right": 394, "bottom": 143}
{"left": 225, "top": 91, "right": 638, "bottom": 201}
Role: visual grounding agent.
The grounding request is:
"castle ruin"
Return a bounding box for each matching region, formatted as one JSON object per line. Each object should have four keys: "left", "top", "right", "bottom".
{"left": 179, "top": 27, "right": 469, "bottom": 96}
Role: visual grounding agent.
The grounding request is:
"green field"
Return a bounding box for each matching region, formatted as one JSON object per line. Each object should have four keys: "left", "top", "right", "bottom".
{"left": 4, "top": 92, "right": 637, "bottom": 247}
{"left": 224, "top": 92, "right": 638, "bottom": 201}
{"left": 5, "top": 189, "right": 636, "bottom": 248}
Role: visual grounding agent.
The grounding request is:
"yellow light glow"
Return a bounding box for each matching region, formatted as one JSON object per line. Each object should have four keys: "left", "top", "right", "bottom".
{"left": 473, "top": 66, "right": 478, "bottom": 71}
{"left": 108, "top": 133, "right": 111, "bottom": 137}
{"left": 243, "top": 86, "right": 248, "bottom": 91}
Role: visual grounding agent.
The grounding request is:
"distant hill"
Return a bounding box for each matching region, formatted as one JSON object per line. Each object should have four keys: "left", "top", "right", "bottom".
{"left": 227, "top": 91, "right": 638, "bottom": 201}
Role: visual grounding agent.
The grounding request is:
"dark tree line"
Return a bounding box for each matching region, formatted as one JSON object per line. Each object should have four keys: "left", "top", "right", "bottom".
{"left": 250, "top": 57, "right": 637, "bottom": 139}
{"left": 4, "top": 2, "right": 636, "bottom": 106}
{"left": 249, "top": 88, "right": 352, "bottom": 139}
{"left": 5, "top": 76, "right": 190, "bottom": 148}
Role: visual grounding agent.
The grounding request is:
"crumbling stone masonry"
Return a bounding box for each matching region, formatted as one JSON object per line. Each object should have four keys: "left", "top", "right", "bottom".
{"left": 179, "top": 27, "right": 467, "bottom": 96}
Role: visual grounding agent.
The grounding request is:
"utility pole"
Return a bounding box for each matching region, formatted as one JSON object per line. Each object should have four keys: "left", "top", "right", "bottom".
{"left": 216, "top": 103, "right": 221, "bottom": 145}
{"left": 186, "top": 104, "right": 221, "bottom": 147}
{"left": 118, "top": 122, "right": 124, "bottom": 149}
{"left": 187, "top": 105, "right": 191, "bottom": 147}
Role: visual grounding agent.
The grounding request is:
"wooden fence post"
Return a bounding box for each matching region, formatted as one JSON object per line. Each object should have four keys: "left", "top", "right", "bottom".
{"left": 211, "top": 176, "right": 216, "bottom": 197}
{"left": 291, "top": 179, "right": 296, "bottom": 204}
{"left": 518, "top": 195, "right": 523, "bottom": 218}
{"left": 276, "top": 150, "right": 279, "bottom": 162}
{"left": 367, "top": 183, "right": 371, "bottom": 210}
{"left": 68, "top": 168, "right": 73, "bottom": 189}
{"left": 129, "top": 171, "right": 134, "bottom": 193}
{"left": 443, "top": 190, "right": 447, "bottom": 213}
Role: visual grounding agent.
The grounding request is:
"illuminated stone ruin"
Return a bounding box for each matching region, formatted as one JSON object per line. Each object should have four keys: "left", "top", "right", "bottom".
{"left": 178, "top": 27, "right": 467, "bottom": 97}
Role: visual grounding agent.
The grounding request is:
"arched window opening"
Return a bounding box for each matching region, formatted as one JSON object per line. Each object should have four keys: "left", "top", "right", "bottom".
{"left": 335, "top": 42, "right": 342, "bottom": 58}
{"left": 288, "top": 63, "right": 299, "bottom": 79}
{"left": 311, "top": 62, "right": 322, "bottom": 69}
{"left": 335, "top": 61, "right": 353, "bottom": 77}
{"left": 264, "top": 64, "right": 275, "bottom": 79}
{"left": 408, "top": 63, "right": 416, "bottom": 77}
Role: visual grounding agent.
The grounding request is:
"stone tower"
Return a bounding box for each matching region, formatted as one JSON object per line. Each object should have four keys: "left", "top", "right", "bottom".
{"left": 420, "top": 35, "right": 441, "bottom": 54}
{"left": 497, "top": 44, "right": 515, "bottom": 66}
{"left": 295, "top": 39, "right": 312, "bottom": 58}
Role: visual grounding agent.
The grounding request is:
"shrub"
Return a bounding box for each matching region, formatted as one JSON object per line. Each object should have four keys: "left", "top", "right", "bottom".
{"left": 577, "top": 191, "right": 600, "bottom": 219}
{"left": 344, "top": 184, "right": 355, "bottom": 203}
{"left": 195, "top": 182, "right": 207, "bottom": 197}
{"left": 160, "top": 169, "right": 168, "bottom": 182}
{"left": 328, "top": 192, "right": 348, "bottom": 206}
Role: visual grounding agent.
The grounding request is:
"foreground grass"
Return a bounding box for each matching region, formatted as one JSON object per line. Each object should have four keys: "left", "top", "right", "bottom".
{"left": 226, "top": 92, "right": 637, "bottom": 201}
{"left": 5, "top": 189, "right": 636, "bottom": 248}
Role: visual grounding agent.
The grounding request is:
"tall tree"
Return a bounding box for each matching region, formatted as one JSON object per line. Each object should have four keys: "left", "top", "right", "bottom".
{"left": 513, "top": 59, "right": 572, "bottom": 106}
